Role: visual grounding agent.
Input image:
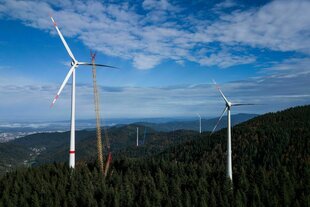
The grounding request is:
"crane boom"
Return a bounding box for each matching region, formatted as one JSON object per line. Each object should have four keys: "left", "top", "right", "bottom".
{"left": 91, "top": 52, "right": 104, "bottom": 174}
{"left": 103, "top": 115, "right": 112, "bottom": 177}
{"left": 91, "top": 51, "right": 112, "bottom": 177}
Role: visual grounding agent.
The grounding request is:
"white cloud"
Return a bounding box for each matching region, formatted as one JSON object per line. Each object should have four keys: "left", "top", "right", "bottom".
{"left": 206, "top": 0, "right": 310, "bottom": 54}
{"left": 197, "top": 51, "right": 256, "bottom": 68}
{"left": 256, "top": 57, "right": 310, "bottom": 80}
{"left": 133, "top": 54, "right": 163, "bottom": 70}
{"left": 266, "top": 58, "right": 310, "bottom": 73}
{"left": 1, "top": 58, "right": 310, "bottom": 121}
{"left": 213, "top": 0, "right": 237, "bottom": 11}
{"left": 142, "top": 0, "right": 179, "bottom": 11}
{"left": 0, "top": 0, "right": 309, "bottom": 70}
{"left": 0, "top": 60, "right": 309, "bottom": 122}
{"left": 2, "top": 0, "right": 53, "bottom": 29}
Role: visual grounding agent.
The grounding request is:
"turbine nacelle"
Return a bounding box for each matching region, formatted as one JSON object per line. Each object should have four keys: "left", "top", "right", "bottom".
{"left": 226, "top": 101, "right": 232, "bottom": 108}
{"left": 210, "top": 80, "right": 256, "bottom": 135}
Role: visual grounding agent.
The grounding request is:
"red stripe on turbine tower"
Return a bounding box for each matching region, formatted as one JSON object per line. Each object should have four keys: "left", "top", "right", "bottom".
{"left": 108, "top": 152, "right": 112, "bottom": 162}
{"left": 69, "top": 150, "right": 75, "bottom": 154}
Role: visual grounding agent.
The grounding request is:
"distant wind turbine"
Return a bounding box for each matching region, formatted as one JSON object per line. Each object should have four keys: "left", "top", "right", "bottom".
{"left": 197, "top": 113, "right": 202, "bottom": 134}
{"left": 211, "top": 80, "right": 255, "bottom": 181}
{"left": 49, "top": 16, "right": 117, "bottom": 169}
{"left": 136, "top": 127, "right": 139, "bottom": 147}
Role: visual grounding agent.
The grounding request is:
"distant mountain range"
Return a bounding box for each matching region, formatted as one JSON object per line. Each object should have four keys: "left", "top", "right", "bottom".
{"left": 0, "top": 117, "right": 191, "bottom": 133}
{"left": 136, "top": 113, "right": 258, "bottom": 132}
{"left": 0, "top": 114, "right": 257, "bottom": 134}
{"left": 0, "top": 113, "right": 257, "bottom": 174}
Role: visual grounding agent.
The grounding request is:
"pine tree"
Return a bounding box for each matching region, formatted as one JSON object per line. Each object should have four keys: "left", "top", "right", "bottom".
{"left": 31, "top": 192, "right": 40, "bottom": 207}
{"left": 235, "top": 190, "right": 245, "bottom": 207}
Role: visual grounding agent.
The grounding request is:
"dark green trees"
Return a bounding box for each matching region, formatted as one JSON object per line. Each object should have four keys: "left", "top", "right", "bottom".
{"left": 0, "top": 105, "right": 309, "bottom": 206}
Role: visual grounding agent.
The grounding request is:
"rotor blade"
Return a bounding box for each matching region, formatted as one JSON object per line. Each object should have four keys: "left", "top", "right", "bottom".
{"left": 232, "top": 103, "right": 257, "bottom": 106}
{"left": 212, "top": 79, "right": 229, "bottom": 104}
{"left": 210, "top": 107, "right": 228, "bottom": 136}
{"left": 78, "top": 62, "right": 119, "bottom": 69}
{"left": 50, "top": 16, "right": 76, "bottom": 62}
{"left": 218, "top": 87, "right": 229, "bottom": 104}
{"left": 212, "top": 79, "right": 217, "bottom": 85}
{"left": 50, "top": 64, "right": 76, "bottom": 108}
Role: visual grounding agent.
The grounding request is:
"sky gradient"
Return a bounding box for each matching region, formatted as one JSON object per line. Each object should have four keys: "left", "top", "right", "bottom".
{"left": 0, "top": 0, "right": 309, "bottom": 121}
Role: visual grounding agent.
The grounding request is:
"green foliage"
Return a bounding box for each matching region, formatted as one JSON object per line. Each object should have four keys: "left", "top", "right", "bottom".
{"left": 0, "top": 105, "right": 309, "bottom": 206}
{"left": 0, "top": 125, "right": 200, "bottom": 175}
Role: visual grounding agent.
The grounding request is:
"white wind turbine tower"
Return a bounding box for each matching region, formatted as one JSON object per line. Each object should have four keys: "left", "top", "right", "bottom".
{"left": 136, "top": 127, "right": 139, "bottom": 147}
{"left": 49, "top": 16, "right": 117, "bottom": 169}
{"left": 197, "top": 113, "right": 202, "bottom": 134}
{"left": 211, "top": 80, "right": 254, "bottom": 181}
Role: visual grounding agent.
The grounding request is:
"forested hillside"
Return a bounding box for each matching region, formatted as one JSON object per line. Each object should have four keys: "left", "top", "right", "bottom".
{"left": 0, "top": 105, "right": 309, "bottom": 206}
{"left": 0, "top": 113, "right": 256, "bottom": 174}
{"left": 0, "top": 124, "right": 199, "bottom": 174}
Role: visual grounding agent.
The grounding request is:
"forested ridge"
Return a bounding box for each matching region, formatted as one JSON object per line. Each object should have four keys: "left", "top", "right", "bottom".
{"left": 0, "top": 105, "right": 309, "bottom": 206}
{"left": 0, "top": 113, "right": 256, "bottom": 173}
{"left": 0, "top": 126, "right": 200, "bottom": 174}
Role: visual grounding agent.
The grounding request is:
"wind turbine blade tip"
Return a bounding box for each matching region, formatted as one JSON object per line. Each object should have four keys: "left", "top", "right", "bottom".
{"left": 50, "top": 16, "right": 56, "bottom": 26}
{"left": 50, "top": 95, "right": 59, "bottom": 108}
{"left": 50, "top": 100, "right": 56, "bottom": 108}
{"left": 211, "top": 79, "right": 221, "bottom": 90}
{"left": 50, "top": 18, "right": 76, "bottom": 61}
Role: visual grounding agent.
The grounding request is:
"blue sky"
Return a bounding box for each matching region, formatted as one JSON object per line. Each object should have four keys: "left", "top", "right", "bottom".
{"left": 0, "top": 0, "right": 309, "bottom": 121}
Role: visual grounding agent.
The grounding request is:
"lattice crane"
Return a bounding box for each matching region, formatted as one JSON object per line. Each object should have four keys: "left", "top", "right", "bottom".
{"left": 91, "top": 51, "right": 112, "bottom": 177}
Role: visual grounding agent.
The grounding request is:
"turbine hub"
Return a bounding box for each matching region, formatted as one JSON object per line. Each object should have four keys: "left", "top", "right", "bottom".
{"left": 227, "top": 101, "right": 232, "bottom": 108}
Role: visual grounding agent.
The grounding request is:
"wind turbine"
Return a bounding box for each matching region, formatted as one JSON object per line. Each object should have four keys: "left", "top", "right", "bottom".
{"left": 197, "top": 113, "right": 202, "bottom": 134}
{"left": 211, "top": 80, "right": 254, "bottom": 181}
{"left": 49, "top": 16, "right": 117, "bottom": 169}
{"left": 136, "top": 127, "right": 139, "bottom": 147}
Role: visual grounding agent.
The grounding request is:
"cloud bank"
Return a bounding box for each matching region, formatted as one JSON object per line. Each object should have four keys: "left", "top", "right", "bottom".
{"left": 1, "top": 58, "right": 309, "bottom": 121}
